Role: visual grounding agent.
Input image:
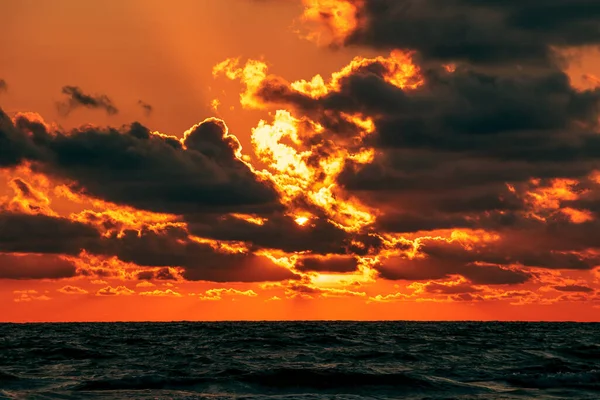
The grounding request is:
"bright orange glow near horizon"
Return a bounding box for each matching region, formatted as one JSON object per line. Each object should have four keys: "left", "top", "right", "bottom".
{"left": 1, "top": 0, "right": 600, "bottom": 322}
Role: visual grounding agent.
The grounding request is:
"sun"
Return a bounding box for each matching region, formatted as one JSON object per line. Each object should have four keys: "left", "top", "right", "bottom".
{"left": 295, "top": 216, "right": 310, "bottom": 226}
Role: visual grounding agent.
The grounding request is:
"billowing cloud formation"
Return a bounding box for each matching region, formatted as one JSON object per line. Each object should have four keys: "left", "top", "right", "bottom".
{"left": 205, "top": 0, "right": 600, "bottom": 300}
{"left": 2, "top": 0, "right": 600, "bottom": 311}
{"left": 3, "top": 110, "right": 279, "bottom": 215}
{"left": 57, "top": 86, "right": 119, "bottom": 116}
{"left": 303, "top": 0, "right": 600, "bottom": 67}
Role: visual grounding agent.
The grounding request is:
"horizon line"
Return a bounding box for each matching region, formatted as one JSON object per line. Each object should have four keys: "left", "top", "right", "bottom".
{"left": 2, "top": 319, "right": 599, "bottom": 324}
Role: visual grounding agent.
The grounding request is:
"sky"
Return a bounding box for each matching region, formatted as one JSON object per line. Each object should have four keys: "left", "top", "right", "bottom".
{"left": 1, "top": 0, "right": 600, "bottom": 322}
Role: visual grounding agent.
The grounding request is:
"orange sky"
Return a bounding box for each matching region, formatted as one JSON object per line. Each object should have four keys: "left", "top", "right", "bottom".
{"left": 1, "top": 0, "right": 600, "bottom": 322}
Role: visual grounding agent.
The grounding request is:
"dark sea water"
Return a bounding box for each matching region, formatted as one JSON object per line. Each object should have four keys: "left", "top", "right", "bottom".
{"left": 0, "top": 322, "right": 599, "bottom": 399}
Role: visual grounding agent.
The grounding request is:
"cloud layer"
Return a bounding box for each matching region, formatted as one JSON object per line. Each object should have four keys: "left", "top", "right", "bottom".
{"left": 2, "top": 0, "right": 600, "bottom": 311}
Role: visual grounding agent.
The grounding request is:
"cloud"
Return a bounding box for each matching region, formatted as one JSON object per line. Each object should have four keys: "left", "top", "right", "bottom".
{"left": 553, "top": 284, "right": 595, "bottom": 293}
{"left": 4, "top": 0, "right": 600, "bottom": 305}
{"left": 241, "top": 54, "right": 600, "bottom": 215}
{"left": 13, "top": 289, "right": 51, "bottom": 302}
{"left": 4, "top": 178, "right": 54, "bottom": 216}
{"left": 376, "top": 235, "right": 598, "bottom": 284}
{"left": 57, "top": 86, "right": 118, "bottom": 116}
{"left": 0, "top": 212, "right": 100, "bottom": 255}
{"left": 0, "top": 110, "right": 39, "bottom": 168}
{"left": 58, "top": 285, "right": 88, "bottom": 295}
{"left": 186, "top": 213, "right": 380, "bottom": 255}
{"left": 137, "top": 100, "right": 153, "bottom": 116}
{"left": 100, "top": 226, "right": 299, "bottom": 282}
{"left": 376, "top": 254, "right": 532, "bottom": 285}
{"left": 136, "top": 281, "right": 156, "bottom": 288}
{"left": 139, "top": 289, "right": 182, "bottom": 297}
{"left": 303, "top": 0, "right": 600, "bottom": 68}
{"left": 0, "top": 209, "right": 299, "bottom": 284}
{"left": 136, "top": 267, "right": 180, "bottom": 281}
{"left": 0, "top": 254, "right": 77, "bottom": 280}
{"left": 0, "top": 79, "right": 7, "bottom": 93}
{"left": 5, "top": 112, "right": 280, "bottom": 216}
{"left": 295, "top": 255, "right": 359, "bottom": 273}
{"left": 411, "top": 279, "right": 482, "bottom": 295}
{"left": 284, "top": 283, "right": 366, "bottom": 299}
{"left": 197, "top": 288, "right": 258, "bottom": 301}
{"left": 212, "top": 31, "right": 600, "bottom": 287}
{"left": 96, "top": 285, "right": 135, "bottom": 296}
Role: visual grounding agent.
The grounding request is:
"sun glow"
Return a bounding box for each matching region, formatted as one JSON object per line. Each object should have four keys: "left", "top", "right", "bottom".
{"left": 295, "top": 216, "right": 310, "bottom": 226}
{"left": 213, "top": 52, "right": 424, "bottom": 233}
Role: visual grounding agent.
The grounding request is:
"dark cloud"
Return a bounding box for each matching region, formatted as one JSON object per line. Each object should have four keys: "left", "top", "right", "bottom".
{"left": 0, "top": 79, "right": 7, "bottom": 93}
{"left": 57, "top": 86, "right": 119, "bottom": 116}
{"left": 345, "top": 0, "right": 600, "bottom": 67}
{"left": 248, "top": 2, "right": 600, "bottom": 248}
{"left": 0, "top": 212, "right": 100, "bottom": 255}
{"left": 422, "top": 236, "right": 600, "bottom": 270}
{"left": 186, "top": 213, "right": 381, "bottom": 255}
{"left": 0, "top": 210, "right": 300, "bottom": 283}
{"left": 0, "top": 110, "right": 39, "bottom": 167}
{"left": 100, "top": 226, "right": 299, "bottom": 283}
{"left": 1, "top": 109, "right": 379, "bottom": 264}
{"left": 296, "top": 256, "right": 359, "bottom": 273}
{"left": 3, "top": 112, "right": 280, "bottom": 215}
{"left": 553, "top": 284, "right": 595, "bottom": 293}
{"left": 137, "top": 268, "right": 178, "bottom": 281}
{"left": 376, "top": 253, "right": 533, "bottom": 285}
{"left": 0, "top": 253, "right": 77, "bottom": 280}
{"left": 376, "top": 233, "right": 600, "bottom": 284}
{"left": 338, "top": 69, "right": 600, "bottom": 155}
{"left": 421, "top": 281, "right": 482, "bottom": 295}
{"left": 183, "top": 118, "right": 242, "bottom": 163}
{"left": 249, "top": 44, "right": 600, "bottom": 237}
{"left": 137, "top": 100, "right": 153, "bottom": 116}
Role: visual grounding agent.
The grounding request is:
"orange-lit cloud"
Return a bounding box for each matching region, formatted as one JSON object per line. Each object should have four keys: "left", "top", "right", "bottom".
{"left": 300, "top": 0, "right": 363, "bottom": 46}
{"left": 58, "top": 285, "right": 88, "bottom": 295}
{"left": 196, "top": 288, "right": 258, "bottom": 301}
{"left": 139, "top": 289, "right": 182, "bottom": 297}
{"left": 13, "top": 290, "right": 51, "bottom": 302}
{"left": 96, "top": 286, "right": 135, "bottom": 296}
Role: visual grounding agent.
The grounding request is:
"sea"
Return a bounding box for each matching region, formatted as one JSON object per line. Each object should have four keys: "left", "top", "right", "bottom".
{"left": 0, "top": 322, "right": 598, "bottom": 399}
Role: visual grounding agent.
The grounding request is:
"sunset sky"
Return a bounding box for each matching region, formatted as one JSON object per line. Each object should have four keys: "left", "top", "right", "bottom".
{"left": 2, "top": 0, "right": 600, "bottom": 322}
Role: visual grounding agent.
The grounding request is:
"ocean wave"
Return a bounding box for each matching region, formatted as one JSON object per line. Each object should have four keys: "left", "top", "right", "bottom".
{"left": 505, "top": 370, "right": 600, "bottom": 390}
{"left": 239, "top": 368, "right": 435, "bottom": 389}
{"left": 1, "top": 322, "right": 599, "bottom": 399}
{"left": 74, "top": 375, "right": 212, "bottom": 391}
{"left": 557, "top": 343, "right": 600, "bottom": 360}
{"left": 30, "top": 345, "right": 116, "bottom": 360}
{"left": 0, "top": 370, "right": 20, "bottom": 382}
